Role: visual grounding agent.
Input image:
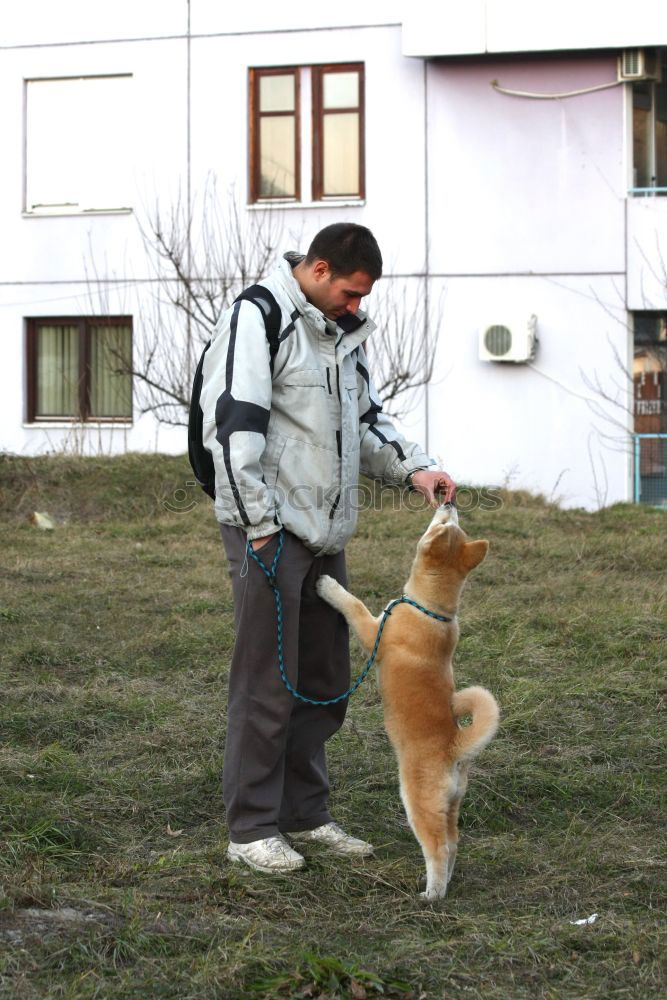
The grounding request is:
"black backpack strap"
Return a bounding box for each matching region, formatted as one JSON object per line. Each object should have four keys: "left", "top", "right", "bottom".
{"left": 187, "top": 340, "right": 216, "bottom": 499}
{"left": 233, "top": 284, "right": 283, "bottom": 374}
{"left": 188, "top": 285, "right": 284, "bottom": 501}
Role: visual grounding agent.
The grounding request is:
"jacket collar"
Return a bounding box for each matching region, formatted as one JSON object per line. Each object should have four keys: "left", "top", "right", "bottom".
{"left": 278, "top": 253, "right": 376, "bottom": 354}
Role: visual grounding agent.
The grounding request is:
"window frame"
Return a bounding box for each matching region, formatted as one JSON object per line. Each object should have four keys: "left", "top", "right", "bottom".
{"left": 311, "top": 63, "right": 365, "bottom": 202}
{"left": 630, "top": 49, "right": 667, "bottom": 194}
{"left": 633, "top": 311, "right": 667, "bottom": 427}
{"left": 249, "top": 66, "right": 301, "bottom": 204}
{"left": 25, "top": 315, "right": 133, "bottom": 424}
{"left": 248, "top": 62, "right": 364, "bottom": 205}
{"left": 23, "top": 74, "right": 134, "bottom": 216}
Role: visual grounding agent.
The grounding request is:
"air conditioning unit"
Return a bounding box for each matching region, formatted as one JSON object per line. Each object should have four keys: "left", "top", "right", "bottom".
{"left": 618, "top": 48, "right": 661, "bottom": 82}
{"left": 479, "top": 316, "right": 538, "bottom": 364}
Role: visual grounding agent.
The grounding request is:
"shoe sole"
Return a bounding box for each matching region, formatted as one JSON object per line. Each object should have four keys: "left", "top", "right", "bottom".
{"left": 288, "top": 839, "right": 374, "bottom": 858}
{"left": 227, "top": 849, "right": 305, "bottom": 874}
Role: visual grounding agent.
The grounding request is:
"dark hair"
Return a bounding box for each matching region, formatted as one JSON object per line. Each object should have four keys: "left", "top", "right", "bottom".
{"left": 304, "top": 223, "right": 383, "bottom": 281}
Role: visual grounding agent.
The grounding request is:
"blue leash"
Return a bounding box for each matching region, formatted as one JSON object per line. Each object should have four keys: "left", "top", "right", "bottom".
{"left": 246, "top": 529, "right": 453, "bottom": 706}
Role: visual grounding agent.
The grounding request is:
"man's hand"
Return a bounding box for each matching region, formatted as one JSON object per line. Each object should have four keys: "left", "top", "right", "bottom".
{"left": 251, "top": 535, "right": 274, "bottom": 551}
{"left": 409, "top": 469, "right": 457, "bottom": 507}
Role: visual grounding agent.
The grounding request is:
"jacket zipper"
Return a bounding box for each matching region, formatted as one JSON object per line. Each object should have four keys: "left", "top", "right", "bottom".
{"left": 326, "top": 368, "right": 332, "bottom": 394}
{"left": 328, "top": 360, "right": 342, "bottom": 526}
{"left": 332, "top": 363, "right": 343, "bottom": 522}
{"left": 329, "top": 492, "right": 341, "bottom": 519}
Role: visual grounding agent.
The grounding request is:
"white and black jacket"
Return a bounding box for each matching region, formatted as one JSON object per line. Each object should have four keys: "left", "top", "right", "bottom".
{"left": 200, "top": 253, "right": 433, "bottom": 555}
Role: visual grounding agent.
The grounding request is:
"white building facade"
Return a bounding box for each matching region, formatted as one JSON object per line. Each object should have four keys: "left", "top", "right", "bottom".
{"left": 2, "top": 0, "right": 667, "bottom": 508}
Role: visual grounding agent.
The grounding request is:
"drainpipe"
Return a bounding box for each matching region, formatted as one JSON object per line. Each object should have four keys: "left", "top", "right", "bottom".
{"left": 186, "top": 0, "right": 193, "bottom": 380}
{"left": 423, "top": 58, "right": 430, "bottom": 454}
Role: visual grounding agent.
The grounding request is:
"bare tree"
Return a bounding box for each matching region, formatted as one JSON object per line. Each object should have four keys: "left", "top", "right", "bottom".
{"left": 523, "top": 236, "right": 667, "bottom": 506}
{"left": 130, "top": 179, "right": 284, "bottom": 425}
{"left": 90, "top": 179, "right": 440, "bottom": 427}
{"left": 365, "top": 279, "right": 443, "bottom": 420}
{"left": 577, "top": 241, "right": 667, "bottom": 454}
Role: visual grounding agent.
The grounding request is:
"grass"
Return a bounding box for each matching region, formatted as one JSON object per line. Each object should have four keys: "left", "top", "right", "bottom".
{"left": 0, "top": 453, "right": 665, "bottom": 998}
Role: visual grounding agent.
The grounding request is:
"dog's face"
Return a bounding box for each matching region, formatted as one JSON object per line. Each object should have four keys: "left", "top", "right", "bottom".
{"left": 414, "top": 505, "right": 489, "bottom": 583}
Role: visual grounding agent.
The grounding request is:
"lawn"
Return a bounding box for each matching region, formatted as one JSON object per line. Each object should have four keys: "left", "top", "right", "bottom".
{"left": 0, "top": 454, "right": 665, "bottom": 999}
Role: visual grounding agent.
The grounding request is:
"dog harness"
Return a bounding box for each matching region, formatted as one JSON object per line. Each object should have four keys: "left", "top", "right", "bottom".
{"left": 247, "top": 529, "right": 454, "bottom": 706}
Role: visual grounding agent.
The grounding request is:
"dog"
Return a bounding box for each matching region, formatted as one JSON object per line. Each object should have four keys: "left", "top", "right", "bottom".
{"left": 315, "top": 504, "right": 499, "bottom": 899}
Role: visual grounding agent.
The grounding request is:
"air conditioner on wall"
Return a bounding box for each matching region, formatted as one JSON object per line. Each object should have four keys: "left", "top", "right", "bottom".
{"left": 617, "top": 48, "right": 661, "bottom": 82}
{"left": 479, "top": 316, "right": 538, "bottom": 364}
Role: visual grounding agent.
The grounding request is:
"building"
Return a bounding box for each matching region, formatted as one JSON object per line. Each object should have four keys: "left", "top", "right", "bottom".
{"left": 2, "top": 0, "right": 667, "bottom": 508}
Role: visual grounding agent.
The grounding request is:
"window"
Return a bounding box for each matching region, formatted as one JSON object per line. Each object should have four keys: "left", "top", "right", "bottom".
{"left": 634, "top": 313, "right": 667, "bottom": 432}
{"left": 633, "top": 313, "right": 667, "bottom": 504}
{"left": 251, "top": 69, "right": 300, "bottom": 200}
{"left": 249, "top": 64, "right": 364, "bottom": 203}
{"left": 25, "top": 75, "right": 133, "bottom": 213}
{"left": 631, "top": 51, "right": 667, "bottom": 192}
{"left": 26, "top": 317, "right": 133, "bottom": 422}
{"left": 312, "top": 66, "right": 364, "bottom": 200}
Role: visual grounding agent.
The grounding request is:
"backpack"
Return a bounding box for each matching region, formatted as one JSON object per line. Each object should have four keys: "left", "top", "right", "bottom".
{"left": 187, "top": 284, "right": 283, "bottom": 499}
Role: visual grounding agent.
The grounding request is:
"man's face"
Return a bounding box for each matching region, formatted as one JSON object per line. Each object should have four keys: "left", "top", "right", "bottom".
{"left": 309, "top": 262, "right": 375, "bottom": 321}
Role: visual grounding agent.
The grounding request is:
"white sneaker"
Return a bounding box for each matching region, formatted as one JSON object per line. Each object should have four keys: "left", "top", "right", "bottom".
{"left": 227, "top": 834, "right": 306, "bottom": 873}
{"left": 286, "top": 821, "right": 374, "bottom": 857}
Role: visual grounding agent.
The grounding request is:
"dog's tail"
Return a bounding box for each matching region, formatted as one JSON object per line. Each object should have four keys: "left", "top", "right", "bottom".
{"left": 452, "top": 686, "right": 500, "bottom": 761}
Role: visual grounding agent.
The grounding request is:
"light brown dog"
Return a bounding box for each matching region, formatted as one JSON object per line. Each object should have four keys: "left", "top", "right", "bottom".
{"left": 316, "top": 505, "right": 499, "bottom": 899}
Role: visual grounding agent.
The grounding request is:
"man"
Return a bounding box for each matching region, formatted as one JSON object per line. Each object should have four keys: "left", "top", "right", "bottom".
{"left": 200, "top": 223, "right": 455, "bottom": 874}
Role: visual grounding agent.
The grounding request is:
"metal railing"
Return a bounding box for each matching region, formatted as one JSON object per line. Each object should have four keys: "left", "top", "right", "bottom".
{"left": 629, "top": 187, "right": 667, "bottom": 197}
{"left": 634, "top": 434, "right": 667, "bottom": 506}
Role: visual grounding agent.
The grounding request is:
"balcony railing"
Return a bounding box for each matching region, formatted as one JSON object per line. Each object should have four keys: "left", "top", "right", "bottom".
{"left": 629, "top": 187, "right": 667, "bottom": 197}
{"left": 634, "top": 434, "right": 667, "bottom": 506}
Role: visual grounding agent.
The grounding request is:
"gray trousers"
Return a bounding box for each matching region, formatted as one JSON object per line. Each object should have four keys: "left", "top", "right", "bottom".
{"left": 219, "top": 526, "right": 350, "bottom": 844}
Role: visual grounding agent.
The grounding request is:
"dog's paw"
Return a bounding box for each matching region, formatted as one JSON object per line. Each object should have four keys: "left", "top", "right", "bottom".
{"left": 419, "top": 885, "right": 448, "bottom": 903}
{"left": 316, "top": 574, "right": 345, "bottom": 608}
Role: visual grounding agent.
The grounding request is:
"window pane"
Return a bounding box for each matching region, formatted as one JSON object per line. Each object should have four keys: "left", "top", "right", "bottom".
{"left": 634, "top": 313, "right": 667, "bottom": 495}
{"left": 89, "top": 325, "right": 132, "bottom": 417}
{"left": 633, "top": 84, "right": 652, "bottom": 188}
{"left": 259, "top": 74, "right": 295, "bottom": 113}
{"left": 26, "top": 76, "right": 133, "bottom": 211}
{"left": 633, "top": 313, "right": 666, "bottom": 435}
{"left": 322, "top": 112, "right": 359, "bottom": 195}
{"left": 635, "top": 314, "right": 663, "bottom": 343}
{"left": 259, "top": 116, "right": 296, "bottom": 197}
{"left": 322, "top": 71, "right": 359, "bottom": 109}
{"left": 36, "top": 325, "right": 79, "bottom": 417}
{"left": 655, "top": 83, "right": 667, "bottom": 188}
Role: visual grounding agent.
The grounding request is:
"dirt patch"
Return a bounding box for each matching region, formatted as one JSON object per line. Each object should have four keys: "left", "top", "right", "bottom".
{"left": 0, "top": 906, "right": 120, "bottom": 946}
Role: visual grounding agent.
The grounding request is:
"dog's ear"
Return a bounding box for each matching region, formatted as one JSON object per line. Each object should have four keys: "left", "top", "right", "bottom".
{"left": 460, "top": 539, "right": 489, "bottom": 571}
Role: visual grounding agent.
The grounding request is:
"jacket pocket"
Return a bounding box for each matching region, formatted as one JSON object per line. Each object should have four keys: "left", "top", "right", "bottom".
{"left": 273, "top": 369, "right": 328, "bottom": 444}
{"left": 274, "top": 437, "right": 337, "bottom": 551}
{"left": 280, "top": 369, "right": 325, "bottom": 388}
{"left": 344, "top": 374, "right": 359, "bottom": 403}
{"left": 343, "top": 365, "right": 359, "bottom": 400}
{"left": 260, "top": 433, "right": 287, "bottom": 491}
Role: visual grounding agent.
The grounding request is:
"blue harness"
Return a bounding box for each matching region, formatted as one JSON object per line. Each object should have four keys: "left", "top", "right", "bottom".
{"left": 247, "top": 529, "right": 453, "bottom": 706}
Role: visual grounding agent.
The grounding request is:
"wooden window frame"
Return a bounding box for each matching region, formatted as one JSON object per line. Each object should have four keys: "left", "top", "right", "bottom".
{"left": 249, "top": 67, "right": 301, "bottom": 203}
{"left": 25, "top": 316, "right": 133, "bottom": 423}
{"left": 312, "top": 63, "right": 365, "bottom": 202}
{"left": 248, "top": 63, "right": 365, "bottom": 204}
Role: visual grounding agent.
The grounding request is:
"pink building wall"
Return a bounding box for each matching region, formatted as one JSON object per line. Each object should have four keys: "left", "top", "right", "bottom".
{"left": 426, "top": 54, "right": 625, "bottom": 275}
{"left": 418, "top": 53, "right": 633, "bottom": 508}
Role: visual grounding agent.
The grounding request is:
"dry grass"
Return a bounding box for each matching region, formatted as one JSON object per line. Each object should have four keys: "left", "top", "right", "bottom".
{"left": 1, "top": 455, "right": 666, "bottom": 998}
